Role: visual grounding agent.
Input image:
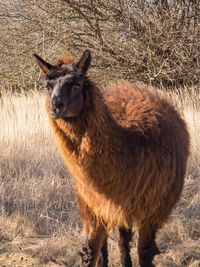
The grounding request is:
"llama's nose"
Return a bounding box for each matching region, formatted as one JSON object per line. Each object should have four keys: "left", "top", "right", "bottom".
{"left": 52, "top": 95, "right": 64, "bottom": 112}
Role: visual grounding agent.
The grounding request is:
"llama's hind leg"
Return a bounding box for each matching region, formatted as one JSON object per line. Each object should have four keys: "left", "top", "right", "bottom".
{"left": 98, "top": 237, "right": 108, "bottom": 267}
{"left": 138, "top": 224, "right": 160, "bottom": 267}
{"left": 80, "top": 223, "right": 107, "bottom": 267}
{"left": 118, "top": 227, "right": 132, "bottom": 267}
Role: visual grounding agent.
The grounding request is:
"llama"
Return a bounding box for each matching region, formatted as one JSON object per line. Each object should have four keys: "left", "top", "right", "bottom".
{"left": 34, "top": 50, "right": 190, "bottom": 267}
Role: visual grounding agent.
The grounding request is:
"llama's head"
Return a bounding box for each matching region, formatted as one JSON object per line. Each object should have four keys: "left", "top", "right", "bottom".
{"left": 34, "top": 50, "right": 91, "bottom": 119}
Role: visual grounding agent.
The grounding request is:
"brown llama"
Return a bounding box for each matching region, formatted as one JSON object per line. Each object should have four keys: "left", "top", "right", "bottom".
{"left": 34, "top": 50, "right": 190, "bottom": 267}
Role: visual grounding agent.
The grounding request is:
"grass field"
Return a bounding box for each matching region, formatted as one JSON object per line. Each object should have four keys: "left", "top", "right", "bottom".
{"left": 0, "top": 88, "right": 199, "bottom": 266}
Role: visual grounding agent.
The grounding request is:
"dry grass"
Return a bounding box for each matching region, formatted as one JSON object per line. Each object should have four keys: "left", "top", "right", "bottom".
{"left": 0, "top": 88, "right": 199, "bottom": 266}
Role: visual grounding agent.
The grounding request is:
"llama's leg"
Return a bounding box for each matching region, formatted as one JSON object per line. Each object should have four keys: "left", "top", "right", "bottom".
{"left": 118, "top": 227, "right": 132, "bottom": 267}
{"left": 98, "top": 237, "right": 108, "bottom": 267}
{"left": 138, "top": 225, "right": 160, "bottom": 267}
{"left": 80, "top": 223, "right": 107, "bottom": 267}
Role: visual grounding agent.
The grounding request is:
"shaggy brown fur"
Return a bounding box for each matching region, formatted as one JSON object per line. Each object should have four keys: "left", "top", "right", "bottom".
{"left": 34, "top": 51, "right": 190, "bottom": 267}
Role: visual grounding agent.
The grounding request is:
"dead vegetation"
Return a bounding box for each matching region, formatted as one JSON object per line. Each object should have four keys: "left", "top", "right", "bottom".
{"left": 0, "top": 88, "right": 199, "bottom": 266}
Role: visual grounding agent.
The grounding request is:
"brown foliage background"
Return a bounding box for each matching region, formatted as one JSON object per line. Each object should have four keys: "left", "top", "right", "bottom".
{"left": 0, "top": 0, "right": 199, "bottom": 91}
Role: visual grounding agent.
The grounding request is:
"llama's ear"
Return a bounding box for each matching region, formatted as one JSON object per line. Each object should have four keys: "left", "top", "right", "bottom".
{"left": 33, "top": 54, "right": 54, "bottom": 75}
{"left": 76, "top": 50, "right": 91, "bottom": 74}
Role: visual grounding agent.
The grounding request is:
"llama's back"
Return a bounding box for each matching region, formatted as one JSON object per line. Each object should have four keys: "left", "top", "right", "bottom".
{"left": 105, "top": 82, "right": 178, "bottom": 137}
{"left": 104, "top": 82, "right": 189, "bottom": 153}
{"left": 101, "top": 82, "right": 190, "bottom": 228}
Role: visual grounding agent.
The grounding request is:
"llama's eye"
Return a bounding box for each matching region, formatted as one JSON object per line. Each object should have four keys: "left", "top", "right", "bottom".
{"left": 71, "top": 85, "right": 80, "bottom": 97}
{"left": 45, "top": 81, "right": 52, "bottom": 91}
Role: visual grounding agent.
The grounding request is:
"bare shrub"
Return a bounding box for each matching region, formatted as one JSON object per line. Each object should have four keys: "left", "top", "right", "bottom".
{"left": 0, "top": 0, "right": 199, "bottom": 91}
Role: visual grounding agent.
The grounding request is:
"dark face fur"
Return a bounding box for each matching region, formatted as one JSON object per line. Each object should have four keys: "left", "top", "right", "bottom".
{"left": 34, "top": 50, "right": 91, "bottom": 119}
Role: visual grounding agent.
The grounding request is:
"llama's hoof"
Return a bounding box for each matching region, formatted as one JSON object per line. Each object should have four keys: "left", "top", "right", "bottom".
{"left": 140, "top": 262, "right": 155, "bottom": 267}
{"left": 139, "top": 243, "right": 160, "bottom": 267}
{"left": 154, "top": 245, "right": 161, "bottom": 255}
{"left": 79, "top": 244, "right": 93, "bottom": 266}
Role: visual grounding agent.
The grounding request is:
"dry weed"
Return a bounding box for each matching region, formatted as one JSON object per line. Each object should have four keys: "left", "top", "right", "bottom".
{"left": 0, "top": 88, "right": 199, "bottom": 266}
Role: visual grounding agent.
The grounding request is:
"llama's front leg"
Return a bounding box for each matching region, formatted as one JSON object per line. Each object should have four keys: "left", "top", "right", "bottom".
{"left": 138, "top": 225, "right": 160, "bottom": 267}
{"left": 80, "top": 223, "right": 107, "bottom": 267}
{"left": 118, "top": 227, "right": 133, "bottom": 267}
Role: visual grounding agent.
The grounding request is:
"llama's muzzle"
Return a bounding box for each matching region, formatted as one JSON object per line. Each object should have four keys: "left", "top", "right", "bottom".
{"left": 50, "top": 95, "right": 65, "bottom": 119}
